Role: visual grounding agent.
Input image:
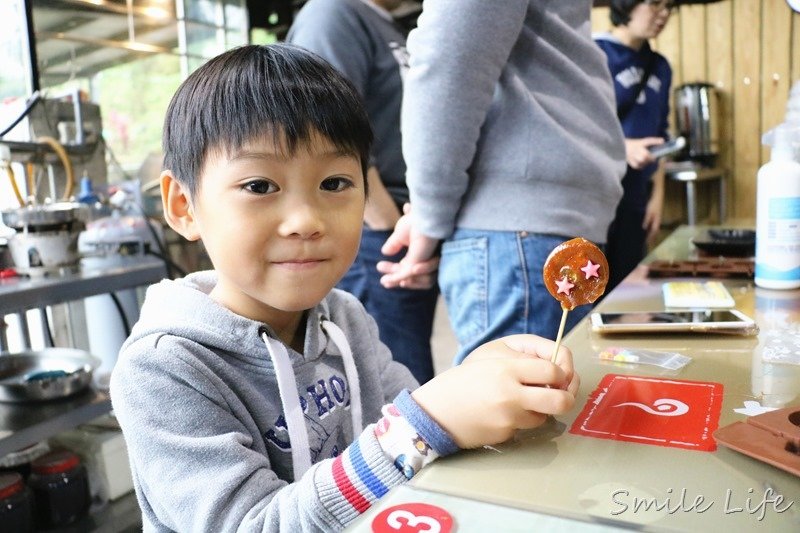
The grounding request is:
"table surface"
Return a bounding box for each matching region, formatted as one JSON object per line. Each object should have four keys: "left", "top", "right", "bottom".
{"left": 350, "top": 225, "right": 800, "bottom": 532}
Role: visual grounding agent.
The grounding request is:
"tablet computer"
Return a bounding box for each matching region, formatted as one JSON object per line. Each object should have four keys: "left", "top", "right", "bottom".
{"left": 590, "top": 309, "right": 759, "bottom": 336}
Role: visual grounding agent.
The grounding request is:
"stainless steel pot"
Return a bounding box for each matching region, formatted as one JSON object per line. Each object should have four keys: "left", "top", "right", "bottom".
{"left": 1, "top": 202, "right": 88, "bottom": 276}
{"left": 674, "top": 82, "right": 719, "bottom": 166}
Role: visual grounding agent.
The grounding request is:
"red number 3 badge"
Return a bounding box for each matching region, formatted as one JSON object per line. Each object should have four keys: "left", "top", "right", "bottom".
{"left": 372, "top": 502, "right": 455, "bottom": 533}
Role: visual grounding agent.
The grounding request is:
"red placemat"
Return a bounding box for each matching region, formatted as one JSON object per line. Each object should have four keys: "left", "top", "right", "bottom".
{"left": 570, "top": 374, "right": 724, "bottom": 451}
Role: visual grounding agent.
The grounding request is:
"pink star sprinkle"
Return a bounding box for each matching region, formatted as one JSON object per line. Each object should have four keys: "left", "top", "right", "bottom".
{"left": 580, "top": 260, "right": 601, "bottom": 280}
{"left": 555, "top": 276, "right": 574, "bottom": 295}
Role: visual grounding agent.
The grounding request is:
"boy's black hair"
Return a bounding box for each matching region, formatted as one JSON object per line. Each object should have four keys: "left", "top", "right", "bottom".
{"left": 162, "top": 43, "right": 373, "bottom": 196}
{"left": 610, "top": 0, "right": 645, "bottom": 26}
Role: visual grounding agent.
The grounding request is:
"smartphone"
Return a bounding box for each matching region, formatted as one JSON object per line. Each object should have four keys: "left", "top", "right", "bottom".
{"left": 648, "top": 136, "right": 686, "bottom": 158}
{"left": 590, "top": 309, "right": 758, "bottom": 336}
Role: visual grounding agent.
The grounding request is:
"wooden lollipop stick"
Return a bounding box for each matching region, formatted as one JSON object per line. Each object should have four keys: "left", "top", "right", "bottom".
{"left": 550, "top": 307, "right": 569, "bottom": 364}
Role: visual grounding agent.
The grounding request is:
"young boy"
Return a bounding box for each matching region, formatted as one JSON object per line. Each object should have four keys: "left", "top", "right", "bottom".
{"left": 110, "top": 44, "right": 580, "bottom": 532}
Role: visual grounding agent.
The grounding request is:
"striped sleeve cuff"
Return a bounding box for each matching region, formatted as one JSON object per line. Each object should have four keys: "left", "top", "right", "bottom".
{"left": 314, "top": 427, "right": 408, "bottom": 526}
{"left": 393, "top": 389, "right": 460, "bottom": 456}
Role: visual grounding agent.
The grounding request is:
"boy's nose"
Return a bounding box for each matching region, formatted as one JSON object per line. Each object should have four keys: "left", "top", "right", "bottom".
{"left": 277, "top": 202, "right": 325, "bottom": 239}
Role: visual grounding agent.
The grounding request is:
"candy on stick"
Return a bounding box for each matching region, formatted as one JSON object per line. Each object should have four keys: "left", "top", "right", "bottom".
{"left": 542, "top": 237, "right": 609, "bottom": 363}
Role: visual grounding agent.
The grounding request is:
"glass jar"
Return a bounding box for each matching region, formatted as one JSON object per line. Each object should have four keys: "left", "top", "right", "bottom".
{"left": 28, "top": 449, "right": 90, "bottom": 528}
{"left": 0, "top": 472, "right": 34, "bottom": 532}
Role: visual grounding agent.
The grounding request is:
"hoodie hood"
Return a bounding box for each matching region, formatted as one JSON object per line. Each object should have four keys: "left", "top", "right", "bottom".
{"left": 124, "top": 270, "right": 331, "bottom": 369}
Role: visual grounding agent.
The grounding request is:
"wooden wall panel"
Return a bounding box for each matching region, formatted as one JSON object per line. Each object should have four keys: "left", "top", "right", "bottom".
{"left": 653, "top": 10, "right": 685, "bottom": 225}
{"left": 705, "top": 1, "right": 734, "bottom": 221}
{"left": 761, "top": 0, "right": 792, "bottom": 163}
{"left": 794, "top": 9, "right": 800, "bottom": 83}
{"left": 591, "top": 7, "right": 612, "bottom": 34}
{"left": 654, "top": 9, "right": 683, "bottom": 91}
{"left": 732, "top": 0, "right": 761, "bottom": 219}
{"left": 679, "top": 5, "right": 707, "bottom": 83}
{"left": 593, "top": 0, "right": 800, "bottom": 224}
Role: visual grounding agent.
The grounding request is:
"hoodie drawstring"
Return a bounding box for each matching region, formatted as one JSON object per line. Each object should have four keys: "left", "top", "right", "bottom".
{"left": 321, "top": 320, "right": 363, "bottom": 436}
{"left": 260, "top": 320, "right": 363, "bottom": 480}
{"left": 261, "top": 331, "right": 312, "bottom": 480}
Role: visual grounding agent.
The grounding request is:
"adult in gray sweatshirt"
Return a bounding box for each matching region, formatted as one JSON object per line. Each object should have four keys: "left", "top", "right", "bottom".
{"left": 381, "top": 0, "right": 626, "bottom": 363}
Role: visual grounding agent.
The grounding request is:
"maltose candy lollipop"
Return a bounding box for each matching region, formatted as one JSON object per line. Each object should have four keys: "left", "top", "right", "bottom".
{"left": 543, "top": 237, "right": 609, "bottom": 363}
{"left": 543, "top": 237, "right": 608, "bottom": 311}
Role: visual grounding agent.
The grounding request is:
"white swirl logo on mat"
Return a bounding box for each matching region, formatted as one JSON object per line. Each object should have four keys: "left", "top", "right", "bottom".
{"left": 613, "top": 398, "right": 689, "bottom": 416}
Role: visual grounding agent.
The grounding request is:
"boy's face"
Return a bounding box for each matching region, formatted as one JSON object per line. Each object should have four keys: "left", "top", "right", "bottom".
{"left": 163, "top": 130, "right": 365, "bottom": 326}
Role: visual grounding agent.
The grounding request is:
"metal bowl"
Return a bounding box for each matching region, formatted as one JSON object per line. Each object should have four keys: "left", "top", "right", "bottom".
{"left": 1, "top": 202, "right": 89, "bottom": 230}
{"left": 0, "top": 348, "right": 100, "bottom": 402}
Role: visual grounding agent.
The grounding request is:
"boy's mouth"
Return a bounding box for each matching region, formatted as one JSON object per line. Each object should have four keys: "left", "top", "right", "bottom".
{"left": 272, "top": 258, "right": 326, "bottom": 270}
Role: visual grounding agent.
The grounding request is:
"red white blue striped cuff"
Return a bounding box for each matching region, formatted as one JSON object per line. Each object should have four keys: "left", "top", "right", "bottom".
{"left": 314, "top": 425, "right": 408, "bottom": 526}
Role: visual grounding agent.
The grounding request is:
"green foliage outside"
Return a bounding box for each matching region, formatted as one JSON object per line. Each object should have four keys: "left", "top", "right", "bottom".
{"left": 94, "top": 55, "right": 183, "bottom": 180}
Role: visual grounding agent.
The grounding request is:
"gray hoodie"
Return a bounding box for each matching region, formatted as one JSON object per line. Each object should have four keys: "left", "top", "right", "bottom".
{"left": 110, "top": 271, "right": 419, "bottom": 531}
{"left": 402, "top": 0, "right": 626, "bottom": 242}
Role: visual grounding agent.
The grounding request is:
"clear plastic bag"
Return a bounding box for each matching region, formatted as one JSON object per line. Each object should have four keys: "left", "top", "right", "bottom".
{"left": 596, "top": 347, "right": 692, "bottom": 371}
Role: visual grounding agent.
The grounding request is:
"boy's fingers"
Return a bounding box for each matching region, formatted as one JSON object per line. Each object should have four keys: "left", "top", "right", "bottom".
{"left": 517, "top": 385, "right": 576, "bottom": 415}
{"left": 498, "top": 335, "right": 574, "bottom": 369}
{"left": 513, "top": 410, "right": 549, "bottom": 430}
{"left": 567, "top": 372, "right": 581, "bottom": 396}
{"left": 500, "top": 334, "right": 559, "bottom": 356}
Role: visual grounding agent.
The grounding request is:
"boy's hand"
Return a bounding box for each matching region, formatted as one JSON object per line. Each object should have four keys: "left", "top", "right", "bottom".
{"left": 411, "top": 335, "right": 579, "bottom": 449}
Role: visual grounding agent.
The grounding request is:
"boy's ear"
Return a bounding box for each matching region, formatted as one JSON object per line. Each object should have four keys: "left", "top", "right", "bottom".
{"left": 161, "top": 170, "right": 200, "bottom": 242}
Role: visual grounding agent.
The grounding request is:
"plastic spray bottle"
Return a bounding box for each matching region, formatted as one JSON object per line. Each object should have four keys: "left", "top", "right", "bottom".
{"left": 754, "top": 124, "right": 800, "bottom": 289}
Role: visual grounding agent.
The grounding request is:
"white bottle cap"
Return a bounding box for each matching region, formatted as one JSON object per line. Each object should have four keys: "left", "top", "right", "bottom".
{"left": 765, "top": 123, "right": 800, "bottom": 161}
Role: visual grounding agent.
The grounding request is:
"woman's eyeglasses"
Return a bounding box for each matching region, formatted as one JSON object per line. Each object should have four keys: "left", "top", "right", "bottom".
{"left": 645, "top": 0, "right": 677, "bottom": 12}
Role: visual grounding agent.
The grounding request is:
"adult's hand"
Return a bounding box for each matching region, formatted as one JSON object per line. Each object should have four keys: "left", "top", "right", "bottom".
{"left": 377, "top": 203, "right": 440, "bottom": 289}
{"left": 624, "top": 137, "right": 663, "bottom": 170}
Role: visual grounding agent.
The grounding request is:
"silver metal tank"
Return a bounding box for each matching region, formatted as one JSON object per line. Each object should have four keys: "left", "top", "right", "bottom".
{"left": 673, "top": 82, "right": 719, "bottom": 167}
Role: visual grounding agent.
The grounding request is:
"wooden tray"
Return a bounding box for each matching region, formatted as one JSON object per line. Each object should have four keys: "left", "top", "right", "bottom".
{"left": 647, "top": 258, "right": 755, "bottom": 278}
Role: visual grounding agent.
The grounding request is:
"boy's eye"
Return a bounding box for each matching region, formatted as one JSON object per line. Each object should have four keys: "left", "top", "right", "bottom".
{"left": 243, "top": 179, "right": 277, "bottom": 195}
{"left": 321, "top": 176, "right": 354, "bottom": 192}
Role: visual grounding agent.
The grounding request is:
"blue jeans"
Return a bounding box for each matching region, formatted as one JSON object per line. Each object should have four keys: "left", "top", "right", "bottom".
{"left": 337, "top": 228, "right": 439, "bottom": 384}
{"left": 439, "top": 229, "right": 591, "bottom": 364}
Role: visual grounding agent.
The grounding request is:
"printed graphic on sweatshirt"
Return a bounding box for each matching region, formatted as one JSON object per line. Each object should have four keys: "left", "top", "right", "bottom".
{"left": 615, "top": 66, "right": 663, "bottom": 105}
{"left": 264, "top": 373, "right": 351, "bottom": 460}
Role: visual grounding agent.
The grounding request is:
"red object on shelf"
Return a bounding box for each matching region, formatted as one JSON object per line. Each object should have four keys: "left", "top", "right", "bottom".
{"left": 30, "top": 450, "right": 81, "bottom": 476}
